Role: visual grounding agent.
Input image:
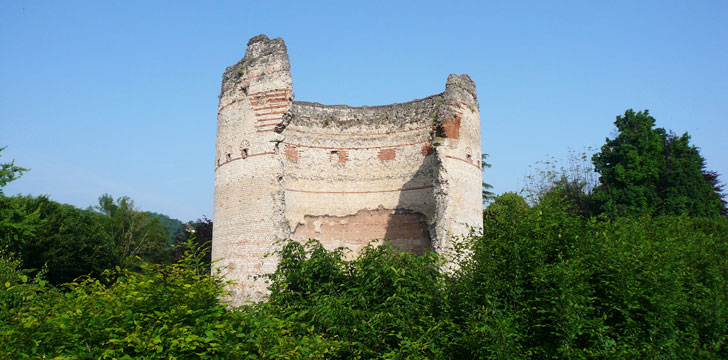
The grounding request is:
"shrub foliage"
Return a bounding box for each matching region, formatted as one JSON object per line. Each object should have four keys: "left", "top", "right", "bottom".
{"left": 2, "top": 199, "right": 727, "bottom": 358}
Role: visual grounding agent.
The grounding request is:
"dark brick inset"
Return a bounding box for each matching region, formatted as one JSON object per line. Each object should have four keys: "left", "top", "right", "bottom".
{"left": 441, "top": 115, "right": 461, "bottom": 139}
{"left": 379, "top": 148, "right": 396, "bottom": 161}
{"left": 285, "top": 145, "right": 299, "bottom": 161}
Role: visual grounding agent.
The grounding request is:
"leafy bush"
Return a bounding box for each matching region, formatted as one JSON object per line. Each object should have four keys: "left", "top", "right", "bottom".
{"left": 451, "top": 197, "right": 728, "bottom": 358}
{"left": 266, "top": 240, "right": 447, "bottom": 359}
{"left": 1, "top": 196, "right": 726, "bottom": 358}
{"left": 0, "top": 242, "right": 339, "bottom": 359}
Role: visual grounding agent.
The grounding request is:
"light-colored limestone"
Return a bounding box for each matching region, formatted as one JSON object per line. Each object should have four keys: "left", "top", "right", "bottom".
{"left": 213, "top": 35, "right": 482, "bottom": 305}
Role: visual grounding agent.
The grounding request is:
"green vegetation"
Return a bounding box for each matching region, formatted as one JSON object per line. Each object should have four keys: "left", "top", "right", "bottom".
{"left": 457, "top": 195, "right": 728, "bottom": 358}
{"left": 0, "top": 242, "right": 338, "bottom": 359}
{"left": 524, "top": 110, "right": 726, "bottom": 218}
{"left": 481, "top": 153, "right": 495, "bottom": 203}
{"left": 148, "top": 211, "right": 186, "bottom": 242}
{"left": 0, "top": 108, "right": 727, "bottom": 358}
{"left": 2, "top": 200, "right": 726, "bottom": 358}
{"left": 0, "top": 149, "right": 203, "bottom": 284}
{"left": 592, "top": 109, "right": 726, "bottom": 217}
{"left": 1, "top": 195, "right": 119, "bottom": 284}
{"left": 0, "top": 147, "right": 27, "bottom": 195}
{"left": 95, "top": 194, "right": 171, "bottom": 266}
{"left": 172, "top": 216, "right": 213, "bottom": 273}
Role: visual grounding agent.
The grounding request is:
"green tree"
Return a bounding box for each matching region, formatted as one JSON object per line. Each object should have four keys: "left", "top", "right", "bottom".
{"left": 173, "top": 216, "right": 213, "bottom": 273}
{"left": 95, "top": 194, "right": 170, "bottom": 265}
{"left": 0, "top": 195, "right": 119, "bottom": 284}
{"left": 482, "top": 153, "right": 495, "bottom": 203}
{"left": 1, "top": 150, "right": 119, "bottom": 284}
{"left": 659, "top": 132, "right": 726, "bottom": 215}
{"left": 0, "top": 149, "right": 37, "bottom": 259}
{"left": 483, "top": 192, "right": 530, "bottom": 225}
{"left": 592, "top": 109, "right": 725, "bottom": 217}
{"left": 147, "top": 211, "right": 185, "bottom": 242}
{"left": 0, "top": 147, "right": 27, "bottom": 196}
{"left": 455, "top": 197, "right": 728, "bottom": 358}
{"left": 522, "top": 148, "right": 599, "bottom": 217}
{"left": 704, "top": 169, "right": 728, "bottom": 216}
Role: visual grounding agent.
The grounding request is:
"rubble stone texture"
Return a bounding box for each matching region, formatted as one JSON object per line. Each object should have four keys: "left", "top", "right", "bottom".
{"left": 213, "top": 35, "right": 483, "bottom": 305}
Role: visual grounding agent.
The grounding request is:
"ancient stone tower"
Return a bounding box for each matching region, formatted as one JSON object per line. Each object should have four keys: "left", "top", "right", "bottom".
{"left": 213, "top": 34, "right": 482, "bottom": 304}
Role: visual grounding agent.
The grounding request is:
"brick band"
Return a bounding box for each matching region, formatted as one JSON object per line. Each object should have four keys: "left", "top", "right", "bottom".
{"left": 215, "top": 152, "right": 275, "bottom": 170}
{"left": 285, "top": 185, "right": 434, "bottom": 194}
{"left": 445, "top": 155, "right": 481, "bottom": 169}
{"left": 281, "top": 139, "right": 429, "bottom": 151}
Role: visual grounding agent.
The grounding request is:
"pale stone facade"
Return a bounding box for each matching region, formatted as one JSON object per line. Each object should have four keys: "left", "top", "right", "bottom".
{"left": 213, "top": 35, "right": 482, "bottom": 304}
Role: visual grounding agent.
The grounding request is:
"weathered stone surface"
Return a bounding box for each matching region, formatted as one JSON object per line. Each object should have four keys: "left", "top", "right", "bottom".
{"left": 291, "top": 207, "right": 431, "bottom": 257}
{"left": 213, "top": 35, "right": 482, "bottom": 305}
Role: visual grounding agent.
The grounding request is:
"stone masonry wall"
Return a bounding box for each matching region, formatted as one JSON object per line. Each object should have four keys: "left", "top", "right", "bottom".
{"left": 213, "top": 35, "right": 482, "bottom": 305}
{"left": 284, "top": 99, "right": 439, "bottom": 257}
{"left": 212, "top": 35, "right": 292, "bottom": 304}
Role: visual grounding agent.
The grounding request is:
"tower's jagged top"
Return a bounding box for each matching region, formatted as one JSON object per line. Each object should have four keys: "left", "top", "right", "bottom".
{"left": 219, "top": 34, "right": 289, "bottom": 98}
{"left": 247, "top": 34, "right": 270, "bottom": 46}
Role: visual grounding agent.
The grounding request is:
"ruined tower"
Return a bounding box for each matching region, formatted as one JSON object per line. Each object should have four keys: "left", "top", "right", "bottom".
{"left": 213, "top": 35, "right": 482, "bottom": 304}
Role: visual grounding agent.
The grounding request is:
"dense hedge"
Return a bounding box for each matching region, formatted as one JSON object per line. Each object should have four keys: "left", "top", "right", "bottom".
{"left": 450, "top": 195, "right": 728, "bottom": 358}
{"left": 0, "top": 243, "right": 338, "bottom": 359}
{"left": 2, "top": 197, "right": 727, "bottom": 358}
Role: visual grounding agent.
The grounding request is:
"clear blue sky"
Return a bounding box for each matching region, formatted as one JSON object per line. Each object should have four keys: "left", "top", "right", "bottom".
{"left": 2, "top": 1, "right": 726, "bottom": 221}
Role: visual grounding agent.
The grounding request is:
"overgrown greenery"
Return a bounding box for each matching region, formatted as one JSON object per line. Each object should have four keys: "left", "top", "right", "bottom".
{"left": 95, "top": 193, "right": 172, "bottom": 266}
{"left": 0, "top": 242, "right": 339, "bottom": 359}
{"left": 172, "top": 216, "right": 214, "bottom": 273}
{"left": 522, "top": 148, "right": 599, "bottom": 217}
{"left": 1, "top": 106, "right": 727, "bottom": 358}
{"left": 2, "top": 197, "right": 726, "bottom": 358}
{"left": 452, "top": 194, "right": 728, "bottom": 358}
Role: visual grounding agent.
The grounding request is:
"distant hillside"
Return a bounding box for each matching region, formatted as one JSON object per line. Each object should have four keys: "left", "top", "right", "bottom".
{"left": 147, "top": 212, "right": 185, "bottom": 240}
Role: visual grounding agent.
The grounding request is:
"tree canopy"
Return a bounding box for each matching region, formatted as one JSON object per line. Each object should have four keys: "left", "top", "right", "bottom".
{"left": 0, "top": 147, "right": 27, "bottom": 196}
{"left": 592, "top": 109, "right": 725, "bottom": 217}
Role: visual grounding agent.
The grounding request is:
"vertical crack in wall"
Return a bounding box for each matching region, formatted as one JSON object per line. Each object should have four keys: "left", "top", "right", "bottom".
{"left": 272, "top": 136, "right": 288, "bottom": 240}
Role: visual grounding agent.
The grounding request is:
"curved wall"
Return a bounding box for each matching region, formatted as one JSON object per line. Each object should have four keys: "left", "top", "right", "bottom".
{"left": 283, "top": 99, "right": 440, "bottom": 256}
{"left": 213, "top": 35, "right": 482, "bottom": 304}
{"left": 213, "top": 35, "right": 292, "bottom": 303}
